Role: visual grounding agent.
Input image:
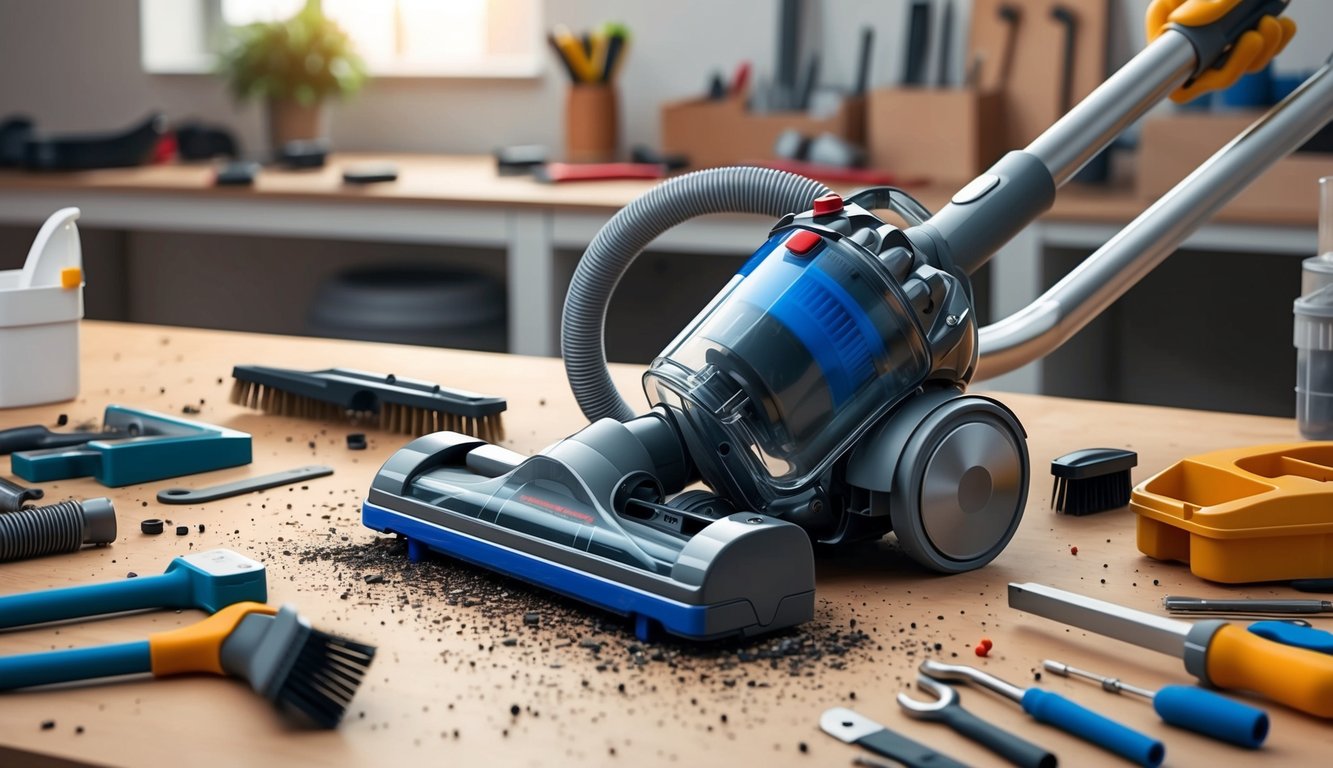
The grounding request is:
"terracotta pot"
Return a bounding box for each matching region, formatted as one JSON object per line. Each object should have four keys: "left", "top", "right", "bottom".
{"left": 267, "top": 99, "right": 329, "bottom": 153}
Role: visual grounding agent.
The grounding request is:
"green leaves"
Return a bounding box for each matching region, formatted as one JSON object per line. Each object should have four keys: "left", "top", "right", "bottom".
{"left": 217, "top": 1, "right": 367, "bottom": 105}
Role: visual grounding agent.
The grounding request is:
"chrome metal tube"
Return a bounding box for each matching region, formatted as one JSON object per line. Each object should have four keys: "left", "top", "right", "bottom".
{"left": 977, "top": 61, "right": 1333, "bottom": 380}
{"left": 1027, "top": 32, "right": 1198, "bottom": 186}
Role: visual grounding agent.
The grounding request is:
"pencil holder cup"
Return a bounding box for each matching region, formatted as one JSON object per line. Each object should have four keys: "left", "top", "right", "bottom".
{"left": 565, "top": 84, "right": 619, "bottom": 163}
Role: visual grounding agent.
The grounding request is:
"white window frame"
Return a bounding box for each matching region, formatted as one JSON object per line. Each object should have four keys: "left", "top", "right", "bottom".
{"left": 139, "top": 0, "right": 544, "bottom": 79}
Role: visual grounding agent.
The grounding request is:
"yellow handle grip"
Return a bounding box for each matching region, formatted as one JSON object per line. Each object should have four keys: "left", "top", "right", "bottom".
{"left": 1146, "top": 0, "right": 1296, "bottom": 103}
{"left": 1206, "top": 624, "right": 1333, "bottom": 718}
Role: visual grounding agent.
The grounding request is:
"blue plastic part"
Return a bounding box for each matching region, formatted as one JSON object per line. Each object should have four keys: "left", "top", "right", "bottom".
{"left": 747, "top": 253, "right": 885, "bottom": 406}
{"left": 10, "top": 405, "right": 251, "bottom": 487}
{"left": 736, "top": 232, "right": 788, "bottom": 277}
{"left": 1021, "top": 688, "right": 1165, "bottom": 767}
{"left": 0, "top": 553, "right": 267, "bottom": 629}
{"left": 1153, "top": 685, "right": 1269, "bottom": 749}
{"left": 363, "top": 500, "right": 728, "bottom": 641}
{"left": 0, "top": 640, "right": 151, "bottom": 690}
{"left": 1249, "top": 620, "right": 1333, "bottom": 654}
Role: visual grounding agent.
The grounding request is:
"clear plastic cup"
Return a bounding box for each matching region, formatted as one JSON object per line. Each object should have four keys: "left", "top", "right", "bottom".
{"left": 1295, "top": 177, "right": 1333, "bottom": 438}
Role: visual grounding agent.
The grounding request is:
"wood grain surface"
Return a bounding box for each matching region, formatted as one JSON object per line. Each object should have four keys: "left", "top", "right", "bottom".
{"left": 0, "top": 322, "right": 1328, "bottom": 768}
{"left": 0, "top": 153, "right": 1319, "bottom": 226}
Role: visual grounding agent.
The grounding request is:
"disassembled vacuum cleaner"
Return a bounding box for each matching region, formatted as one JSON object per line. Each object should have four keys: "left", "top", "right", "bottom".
{"left": 366, "top": 1, "right": 1329, "bottom": 640}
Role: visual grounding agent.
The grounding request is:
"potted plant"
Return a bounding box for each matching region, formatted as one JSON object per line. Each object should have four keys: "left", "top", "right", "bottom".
{"left": 218, "top": 0, "right": 367, "bottom": 152}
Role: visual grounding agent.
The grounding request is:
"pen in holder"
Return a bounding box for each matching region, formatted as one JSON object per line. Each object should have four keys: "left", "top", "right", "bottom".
{"left": 565, "top": 83, "right": 619, "bottom": 163}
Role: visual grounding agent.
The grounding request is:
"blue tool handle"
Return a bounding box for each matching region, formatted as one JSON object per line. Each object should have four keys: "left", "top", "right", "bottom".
{"left": 0, "top": 569, "right": 189, "bottom": 629}
{"left": 1022, "top": 688, "right": 1164, "bottom": 767}
{"left": 1249, "top": 620, "right": 1333, "bottom": 654}
{"left": 1153, "top": 685, "right": 1268, "bottom": 749}
{"left": 0, "top": 640, "right": 151, "bottom": 690}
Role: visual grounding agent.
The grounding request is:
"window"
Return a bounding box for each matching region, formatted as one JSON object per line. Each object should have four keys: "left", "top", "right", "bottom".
{"left": 140, "top": 0, "right": 543, "bottom": 78}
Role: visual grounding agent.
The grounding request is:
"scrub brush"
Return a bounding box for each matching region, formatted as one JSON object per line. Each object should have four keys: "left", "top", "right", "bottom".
{"left": 0, "top": 602, "right": 376, "bottom": 728}
{"left": 230, "top": 365, "right": 506, "bottom": 442}
{"left": 1051, "top": 448, "right": 1137, "bottom": 515}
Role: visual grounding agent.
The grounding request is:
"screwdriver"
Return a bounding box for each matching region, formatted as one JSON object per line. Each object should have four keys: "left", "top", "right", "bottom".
{"left": 1009, "top": 582, "right": 1333, "bottom": 718}
{"left": 1042, "top": 659, "right": 1269, "bottom": 748}
{"left": 1164, "top": 595, "right": 1333, "bottom": 615}
{"left": 920, "top": 660, "right": 1164, "bottom": 767}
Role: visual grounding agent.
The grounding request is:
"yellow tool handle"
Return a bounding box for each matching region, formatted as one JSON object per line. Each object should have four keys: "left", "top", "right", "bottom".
{"left": 149, "top": 601, "right": 276, "bottom": 677}
{"left": 1206, "top": 624, "right": 1333, "bottom": 718}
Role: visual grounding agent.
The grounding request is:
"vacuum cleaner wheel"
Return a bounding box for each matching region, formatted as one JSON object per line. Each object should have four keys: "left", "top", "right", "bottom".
{"left": 887, "top": 395, "right": 1029, "bottom": 573}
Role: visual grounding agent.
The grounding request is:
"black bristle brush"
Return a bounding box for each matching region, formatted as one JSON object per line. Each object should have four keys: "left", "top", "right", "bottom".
{"left": 1051, "top": 448, "right": 1138, "bottom": 515}
{"left": 230, "top": 365, "right": 506, "bottom": 442}
{"left": 0, "top": 602, "right": 375, "bottom": 729}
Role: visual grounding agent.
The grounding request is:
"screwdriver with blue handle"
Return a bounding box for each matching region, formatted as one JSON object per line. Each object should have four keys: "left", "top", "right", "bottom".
{"left": 1010, "top": 583, "right": 1333, "bottom": 718}
{"left": 920, "top": 660, "right": 1165, "bottom": 767}
{"left": 1043, "top": 659, "right": 1269, "bottom": 748}
{"left": 0, "top": 549, "right": 266, "bottom": 628}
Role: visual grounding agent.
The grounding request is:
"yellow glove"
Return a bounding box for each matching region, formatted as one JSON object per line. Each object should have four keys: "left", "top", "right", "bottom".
{"left": 1146, "top": 0, "right": 1296, "bottom": 104}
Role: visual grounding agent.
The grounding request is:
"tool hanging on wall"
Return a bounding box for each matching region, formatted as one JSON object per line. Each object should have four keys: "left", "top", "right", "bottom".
{"left": 897, "top": 675, "right": 1058, "bottom": 768}
{"left": 0, "top": 602, "right": 375, "bottom": 729}
{"left": 920, "top": 660, "right": 1164, "bottom": 767}
{"left": 231, "top": 366, "right": 506, "bottom": 442}
{"left": 10, "top": 406, "right": 251, "bottom": 487}
{"left": 366, "top": 1, "right": 1316, "bottom": 641}
{"left": 0, "top": 549, "right": 267, "bottom": 629}
{"left": 1009, "top": 582, "right": 1333, "bottom": 718}
{"left": 1042, "top": 659, "right": 1269, "bottom": 748}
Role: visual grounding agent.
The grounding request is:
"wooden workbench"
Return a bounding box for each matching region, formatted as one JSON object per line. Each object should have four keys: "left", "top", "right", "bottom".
{"left": 0, "top": 322, "right": 1327, "bottom": 767}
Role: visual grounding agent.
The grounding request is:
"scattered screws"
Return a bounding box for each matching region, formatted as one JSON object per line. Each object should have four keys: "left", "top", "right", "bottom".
{"left": 141, "top": 519, "right": 165, "bottom": 535}
{"left": 182, "top": 405, "right": 201, "bottom": 415}
{"left": 176, "top": 525, "right": 189, "bottom": 536}
{"left": 56, "top": 414, "right": 69, "bottom": 427}
{"left": 197, "top": 524, "right": 205, "bottom": 534}
{"left": 347, "top": 433, "right": 368, "bottom": 450}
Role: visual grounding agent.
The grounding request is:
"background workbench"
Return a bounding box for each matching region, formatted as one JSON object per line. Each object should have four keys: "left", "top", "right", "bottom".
{"left": 0, "top": 154, "right": 1317, "bottom": 409}
{"left": 0, "top": 321, "right": 1329, "bottom": 767}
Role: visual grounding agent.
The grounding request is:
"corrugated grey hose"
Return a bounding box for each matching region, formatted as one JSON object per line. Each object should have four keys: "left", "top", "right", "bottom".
{"left": 561, "top": 167, "right": 831, "bottom": 422}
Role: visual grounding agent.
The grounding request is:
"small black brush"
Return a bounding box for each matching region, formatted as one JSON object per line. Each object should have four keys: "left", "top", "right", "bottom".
{"left": 231, "top": 365, "right": 506, "bottom": 442}
{"left": 0, "top": 602, "right": 375, "bottom": 729}
{"left": 1051, "top": 448, "right": 1137, "bottom": 515}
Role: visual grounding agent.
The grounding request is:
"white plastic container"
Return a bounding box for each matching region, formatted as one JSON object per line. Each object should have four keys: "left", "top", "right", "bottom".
{"left": 0, "top": 208, "right": 84, "bottom": 407}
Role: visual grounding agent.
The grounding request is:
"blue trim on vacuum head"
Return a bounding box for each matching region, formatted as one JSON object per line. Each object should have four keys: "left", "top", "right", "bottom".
{"left": 363, "top": 500, "right": 717, "bottom": 641}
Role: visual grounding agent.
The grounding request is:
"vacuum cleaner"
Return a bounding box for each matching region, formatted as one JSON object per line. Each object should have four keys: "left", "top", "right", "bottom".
{"left": 365, "top": 0, "right": 1328, "bottom": 640}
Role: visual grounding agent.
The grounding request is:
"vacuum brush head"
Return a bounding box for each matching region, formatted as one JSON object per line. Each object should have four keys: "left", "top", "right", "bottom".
{"left": 231, "top": 365, "right": 506, "bottom": 442}
{"left": 219, "top": 604, "right": 377, "bottom": 728}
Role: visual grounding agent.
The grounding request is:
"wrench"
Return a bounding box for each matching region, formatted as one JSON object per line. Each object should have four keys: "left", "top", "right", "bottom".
{"left": 899, "top": 674, "right": 1058, "bottom": 768}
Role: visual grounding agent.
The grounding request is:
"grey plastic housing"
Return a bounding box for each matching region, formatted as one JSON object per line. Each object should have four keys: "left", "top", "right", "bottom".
{"left": 365, "top": 421, "right": 816, "bottom": 639}
{"left": 220, "top": 604, "right": 309, "bottom": 701}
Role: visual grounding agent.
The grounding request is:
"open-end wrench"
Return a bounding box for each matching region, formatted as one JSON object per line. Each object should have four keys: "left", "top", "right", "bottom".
{"left": 899, "top": 675, "right": 1058, "bottom": 768}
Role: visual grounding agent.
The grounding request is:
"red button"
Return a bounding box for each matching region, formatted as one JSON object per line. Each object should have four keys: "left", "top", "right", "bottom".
{"left": 812, "top": 193, "right": 844, "bottom": 216}
{"left": 786, "top": 230, "right": 822, "bottom": 256}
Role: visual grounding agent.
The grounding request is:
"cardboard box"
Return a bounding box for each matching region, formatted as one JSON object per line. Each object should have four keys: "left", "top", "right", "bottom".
{"left": 1138, "top": 112, "right": 1333, "bottom": 220}
{"left": 867, "top": 88, "right": 1005, "bottom": 183}
{"left": 660, "top": 95, "right": 864, "bottom": 169}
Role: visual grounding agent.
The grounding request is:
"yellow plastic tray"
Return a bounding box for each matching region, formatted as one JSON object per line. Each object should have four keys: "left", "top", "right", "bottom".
{"left": 1131, "top": 442, "right": 1333, "bottom": 583}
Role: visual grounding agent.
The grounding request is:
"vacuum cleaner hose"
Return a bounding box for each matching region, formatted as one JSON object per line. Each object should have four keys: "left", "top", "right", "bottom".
{"left": 562, "top": 166, "right": 830, "bottom": 422}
